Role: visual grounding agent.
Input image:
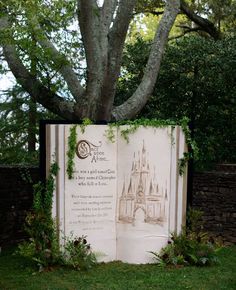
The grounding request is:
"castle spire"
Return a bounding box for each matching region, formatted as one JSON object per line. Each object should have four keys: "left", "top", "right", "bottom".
{"left": 121, "top": 181, "right": 126, "bottom": 196}
{"left": 142, "top": 140, "right": 146, "bottom": 153}
{"left": 142, "top": 140, "right": 146, "bottom": 167}
{"left": 165, "top": 181, "right": 168, "bottom": 200}
{"left": 165, "top": 188, "right": 168, "bottom": 200}
{"left": 128, "top": 178, "right": 132, "bottom": 194}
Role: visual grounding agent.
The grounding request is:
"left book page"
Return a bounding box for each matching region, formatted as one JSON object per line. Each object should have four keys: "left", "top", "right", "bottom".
{"left": 62, "top": 125, "right": 118, "bottom": 262}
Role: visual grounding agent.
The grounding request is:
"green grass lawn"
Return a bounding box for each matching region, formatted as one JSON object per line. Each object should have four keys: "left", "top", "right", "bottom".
{"left": 0, "top": 246, "right": 235, "bottom": 290}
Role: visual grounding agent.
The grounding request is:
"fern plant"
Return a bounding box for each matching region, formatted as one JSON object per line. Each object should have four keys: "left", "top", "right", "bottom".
{"left": 151, "top": 209, "right": 221, "bottom": 267}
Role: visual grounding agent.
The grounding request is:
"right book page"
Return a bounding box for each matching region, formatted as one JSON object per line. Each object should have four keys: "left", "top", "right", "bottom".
{"left": 116, "top": 126, "right": 177, "bottom": 264}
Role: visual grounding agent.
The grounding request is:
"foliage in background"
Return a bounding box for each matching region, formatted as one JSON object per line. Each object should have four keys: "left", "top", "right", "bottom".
{"left": 151, "top": 208, "right": 221, "bottom": 267}
{"left": 197, "top": 0, "right": 236, "bottom": 35}
{"left": 116, "top": 35, "right": 236, "bottom": 170}
{"left": 0, "top": 84, "right": 60, "bottom": 165}
{"left": 18, "top": 162, "right": 97, "bottom": 271}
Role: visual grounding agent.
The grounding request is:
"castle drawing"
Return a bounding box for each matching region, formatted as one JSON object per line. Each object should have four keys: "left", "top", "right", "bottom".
{"left": 118, "top": 141, "right": 168, "bottom": 226}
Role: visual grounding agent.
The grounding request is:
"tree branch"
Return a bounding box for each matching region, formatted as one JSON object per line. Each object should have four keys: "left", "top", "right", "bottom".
{"left": 108, "top": 0, "right": 137, "bottom": 76}
{"left": 97, "top": 0, "right": 137, "bottom": 119}
{"left": 27, "top": 13, "right": 84, "bottom": 102}
{"left": 102, "top": 0, "right": 117, "bottom": 33}
{"left": 134, "top": 10, "right": 164, "bottom": 17}
{"left": 180, "top": 0, "right": 221, "bottom": 40}
{"left": 77, "top": 0, "right": 104, "bottom": 106}
{"left": 168, "top": 26, "right": 202, "bottom": 40}
{"left": 134, "top": 0, "right": 220, "bottom": 40}
{"left": 112, "top": 0, "right": 180, "bottom": 120}
{"left": 0, "top": 15, "right": 76, "bottom": 120}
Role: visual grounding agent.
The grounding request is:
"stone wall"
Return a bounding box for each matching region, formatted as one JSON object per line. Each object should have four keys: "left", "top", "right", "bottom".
{"left": 0, "top": 165, "right": 235, "bottom": 247}
{"left": 192, "top": 165, "right": 236, "bottom": 244}
{"left": 0, "top": 166, "right": 40, "bottom": 248}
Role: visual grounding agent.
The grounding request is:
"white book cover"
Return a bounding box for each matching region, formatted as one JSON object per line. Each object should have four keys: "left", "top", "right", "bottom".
{"left": 45, "top": 124, "right": 187, "bottom": 264}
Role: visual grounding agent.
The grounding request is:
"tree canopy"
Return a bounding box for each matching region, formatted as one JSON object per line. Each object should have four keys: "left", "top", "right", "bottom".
{"left": 0, "top": 0, "right": 180, "bottom": 121}
{"left": 118, "top": 35, "right": 236, "bottom": 168}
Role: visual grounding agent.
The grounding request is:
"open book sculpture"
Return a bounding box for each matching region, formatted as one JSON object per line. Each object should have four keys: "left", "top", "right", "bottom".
{"left": 44, "top": 124, "right": 187, "bottom": 264}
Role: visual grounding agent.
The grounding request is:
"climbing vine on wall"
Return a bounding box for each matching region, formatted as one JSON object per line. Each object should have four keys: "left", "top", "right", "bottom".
{"left": 18, "top": 162, "right": 60, "bottom": 269}
{"left": 66, "top": 118, "right": 93, "bottom": 179}
{"left": 67, "top": 125, "right": 77, "bottom": 179}
{"left": 105, "top": 118, "right": 177, "bottom": 143}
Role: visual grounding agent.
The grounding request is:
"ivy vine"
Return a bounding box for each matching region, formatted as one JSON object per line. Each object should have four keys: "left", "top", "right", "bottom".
{"left": 178, "top": 117, "right": 199, "bottom": 176}
{"left": 67, "top": 117, "right": 198, "bottom": 177}
{"left": 18, "top": 162, "right": 60, "bottom": 269}
{"left": 67, "top": 125, "right": 77, "bottom": 179}
{"left": 32, "top": 162, "right": 59, "bottom": 217}
{"left": 79, "top": 118, "right": 93, "bottom": 134}
{"left": 18, "top": 162, "right": 97, "bottom": 271}
{"left": 105, "top": 118, "right": 177, "bottom": 143}
{"left": 66, "top": 118, "right": 93, "bottom": 179}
